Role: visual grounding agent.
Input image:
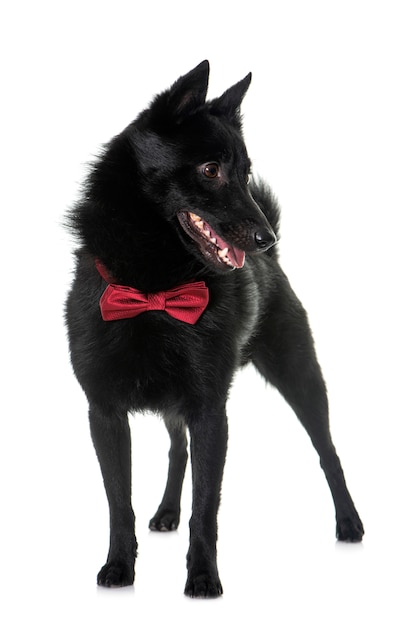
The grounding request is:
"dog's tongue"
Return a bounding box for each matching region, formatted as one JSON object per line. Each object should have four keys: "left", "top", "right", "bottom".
{"left": 227, "top": 246, "right": 245, "bottom": 269}
{"left": 215, "top": 231, "right": 245, "bottom": 268}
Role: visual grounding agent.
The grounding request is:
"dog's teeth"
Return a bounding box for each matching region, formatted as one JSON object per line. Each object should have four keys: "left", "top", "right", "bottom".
{"left": 189, "top": 213, "right": 205, "bottom": 230}
{"left": 188, "top": 213, "right": 233, "bottom": 266}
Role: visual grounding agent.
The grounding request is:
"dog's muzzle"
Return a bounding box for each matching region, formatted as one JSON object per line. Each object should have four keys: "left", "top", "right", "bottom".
{"left": 177, "top": 211, "right": 277, "bottom": 272}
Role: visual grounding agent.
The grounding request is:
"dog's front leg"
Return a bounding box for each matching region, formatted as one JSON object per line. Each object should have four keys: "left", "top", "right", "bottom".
{"left": 185, "top": 411, "right": 228, "bottom": 598}
{"left": 88, "top": 403, "right": 137, "bottom": 587}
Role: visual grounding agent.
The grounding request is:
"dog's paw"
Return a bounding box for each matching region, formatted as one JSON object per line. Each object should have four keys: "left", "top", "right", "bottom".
{"left": 337, "top": 513, "right": 364, "bottom": 542}
{"left": 97, "top": 560, "right": 135, "bottom": 587}
{"left": 184, "top": 571, "right": 223, "bottom": 598}
{"left": 149, "top": 508, "right": 180, "bottom": 531}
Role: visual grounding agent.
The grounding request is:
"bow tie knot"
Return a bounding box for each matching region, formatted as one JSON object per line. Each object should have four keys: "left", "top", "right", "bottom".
{"left": 147, "top": 292, "right": 167, "bottom": 312}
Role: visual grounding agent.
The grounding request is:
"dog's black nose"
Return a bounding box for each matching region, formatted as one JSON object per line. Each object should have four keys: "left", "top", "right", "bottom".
{"left": 254, "top": 228, "right": 276, "bottom": 250}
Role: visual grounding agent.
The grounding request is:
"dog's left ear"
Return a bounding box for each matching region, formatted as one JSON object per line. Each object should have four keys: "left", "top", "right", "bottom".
{"left": 209, "top": 73, "right": 252, "bottom": 124}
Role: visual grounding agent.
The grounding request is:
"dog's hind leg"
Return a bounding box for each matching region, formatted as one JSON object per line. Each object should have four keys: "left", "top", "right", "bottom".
{"left": 89, "top": 403, "right": 138, "bottom": 586}
{"left": 251, "top": 270, "right": 364, "bottom": 542}
{"left": 149, "top": 420, "right": 188, "bottom": 531}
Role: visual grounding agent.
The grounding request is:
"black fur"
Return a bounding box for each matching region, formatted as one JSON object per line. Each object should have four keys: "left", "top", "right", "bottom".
{"left": 65, "top": 61, "right": 364, "bottom": 598}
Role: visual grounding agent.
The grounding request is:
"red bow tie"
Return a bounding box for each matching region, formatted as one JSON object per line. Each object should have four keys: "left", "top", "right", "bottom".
{"left": 96, "top": 261, "right": 209, "bottom": 324}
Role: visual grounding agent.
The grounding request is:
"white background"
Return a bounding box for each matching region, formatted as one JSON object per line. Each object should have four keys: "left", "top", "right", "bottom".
{"left": 1, "top": 1, "right": 417, "bottom": 624}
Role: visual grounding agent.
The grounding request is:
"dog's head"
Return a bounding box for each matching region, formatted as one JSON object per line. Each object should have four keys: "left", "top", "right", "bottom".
{"left": 130, "top": 61, "right": 277, "bottom": 273}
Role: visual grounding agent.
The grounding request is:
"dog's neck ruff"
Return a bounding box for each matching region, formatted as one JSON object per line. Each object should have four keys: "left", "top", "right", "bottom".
{"left": 95, "top": 260, "right": 209, "bottom": 324}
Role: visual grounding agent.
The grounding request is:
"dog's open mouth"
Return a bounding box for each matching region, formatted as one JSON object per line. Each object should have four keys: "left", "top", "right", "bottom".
{"left": 177, "top": 211, "right": 245, "bottom": 270}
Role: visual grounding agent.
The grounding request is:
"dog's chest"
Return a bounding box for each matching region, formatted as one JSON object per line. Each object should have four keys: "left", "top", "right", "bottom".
{"left": 117, "top": 294, "right": 257, "bottom": 410}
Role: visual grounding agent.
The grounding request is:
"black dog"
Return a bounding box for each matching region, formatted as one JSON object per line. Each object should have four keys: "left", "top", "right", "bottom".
{"left": 65, "top": 61, "right": 364, "bottom": 598}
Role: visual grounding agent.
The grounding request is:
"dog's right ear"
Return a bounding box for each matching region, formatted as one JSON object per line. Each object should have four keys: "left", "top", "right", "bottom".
{"left": 133, "top": 62, "right": 210, "bottom": 163}
{"left": 165, "top": 60, "right": 210, "bottom": 123}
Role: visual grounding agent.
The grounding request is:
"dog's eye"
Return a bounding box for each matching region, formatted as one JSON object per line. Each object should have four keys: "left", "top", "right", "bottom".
{"left": 203, "top": 163, "right": 220, "bottom": 179}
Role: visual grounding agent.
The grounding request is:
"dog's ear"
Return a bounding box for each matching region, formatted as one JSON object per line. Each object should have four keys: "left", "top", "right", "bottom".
{"left": 165, "top": 60, "right": 210, "bottom": 122}
{"left": 209, "top": 73, "right": 252, "bottom": 124}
